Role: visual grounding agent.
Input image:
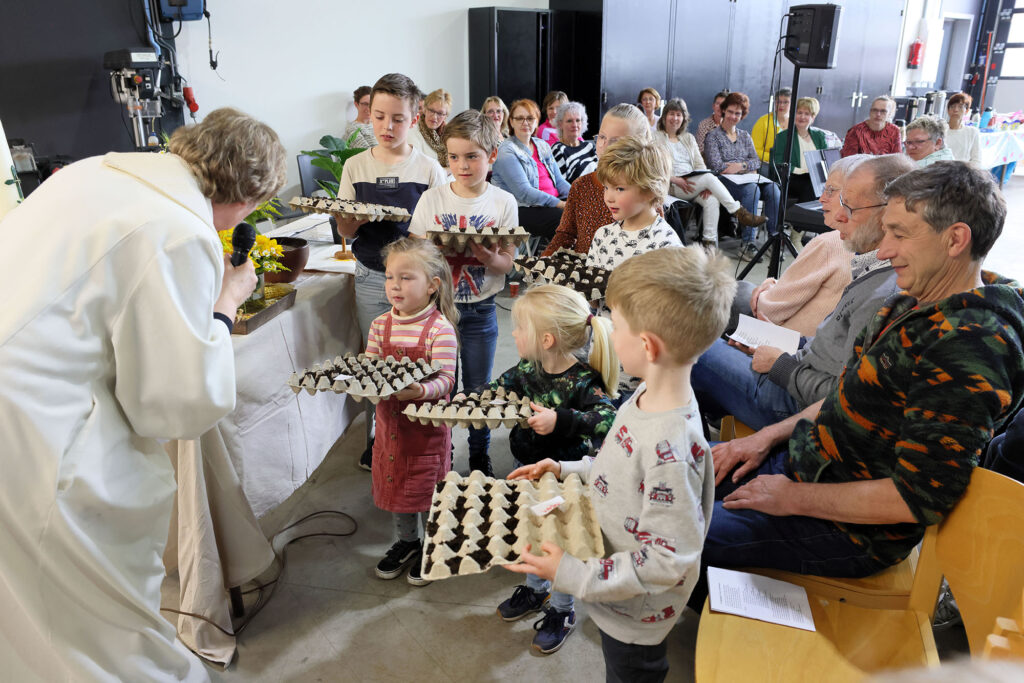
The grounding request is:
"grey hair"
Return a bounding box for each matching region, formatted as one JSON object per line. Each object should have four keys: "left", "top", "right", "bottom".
{"left": 906, "top": 115, "right": 948, "bottom": 142}
{"left": 856, "top": 153, "right": 916, "bottom": 202}
{"left": 555, "top": 101, "right": 589, "bottom": 137}
{"left": 883, "top": 161, "right": 1006, "bottom": 260}
{"left": 873, "top": 95, "right": 896, "bottom": 115}
{"left": 829, "top": 153, "right": 871, "bottom": 179}
{"left": 604, "top": 103, "right": 652, "bottom": 142}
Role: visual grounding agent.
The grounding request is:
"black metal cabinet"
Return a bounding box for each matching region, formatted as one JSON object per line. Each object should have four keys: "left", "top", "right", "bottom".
{"left": 468, "top": 7, "right": 552, "bottom": 110}
{"left": 599, "top": 0, "right": 673, "bottom": 113}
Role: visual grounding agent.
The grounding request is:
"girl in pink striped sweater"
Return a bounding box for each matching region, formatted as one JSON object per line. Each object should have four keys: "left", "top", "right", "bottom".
{"left": 368, "top": 238, "right": 459, "bottom": 585}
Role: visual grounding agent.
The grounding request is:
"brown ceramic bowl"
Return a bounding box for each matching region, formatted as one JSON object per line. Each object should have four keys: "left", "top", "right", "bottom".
{"left": 265, "top": 237, "right": 309, "bottom": 283}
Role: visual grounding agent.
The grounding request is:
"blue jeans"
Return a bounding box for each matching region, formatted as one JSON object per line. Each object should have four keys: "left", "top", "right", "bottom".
{"left": 457, "top": 297, "right": 499, "bottom": 470}
{"left": 692, "top": 339, "right": 800, "bottom": 431}
{"left": 354, "top": 262, "right": 390, "bottom": 341}
{"left": 513, "top": 456, "right": 573, "bottom": 612}
{"left": 718, "top": 175, "right": 781, "bottom": 242}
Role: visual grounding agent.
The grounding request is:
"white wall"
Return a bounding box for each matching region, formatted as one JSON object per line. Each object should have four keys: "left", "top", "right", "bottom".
{"left": 893, "top": 0, "right": 980, "bottom": 95}
{"left": 175, "top": 1, "right": 548, "bottom": 193}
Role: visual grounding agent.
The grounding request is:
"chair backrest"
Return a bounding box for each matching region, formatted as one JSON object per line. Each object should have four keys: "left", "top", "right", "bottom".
{"left": 908, "top": 467, "right": 1024, "bottom": 654}
{"left": 296, "top": 153, "right": 337, "bottom": 197}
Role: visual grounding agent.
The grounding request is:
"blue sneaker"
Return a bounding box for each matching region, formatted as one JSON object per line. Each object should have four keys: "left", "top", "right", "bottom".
{"left": 496, "top": 585, "right": 548, "bottom": 621}
{"left": 532, "top": 607, "right": 576, "bottom": 654}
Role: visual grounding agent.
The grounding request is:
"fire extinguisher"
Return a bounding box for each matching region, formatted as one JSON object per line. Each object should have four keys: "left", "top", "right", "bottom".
{"left": 907, "top": 38, "right": 924, "bottom": 69}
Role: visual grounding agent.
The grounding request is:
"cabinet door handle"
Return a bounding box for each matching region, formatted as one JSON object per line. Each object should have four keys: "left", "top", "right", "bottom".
{"left": 850, "top": 91, "right": 860, "bottom": 107}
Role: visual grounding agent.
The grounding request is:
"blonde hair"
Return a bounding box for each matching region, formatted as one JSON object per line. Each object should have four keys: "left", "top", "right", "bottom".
{"left": 512, "top": 285, "right": 619, "bottom": 397}
{"left": 424, "top": 88, "right": 452, "bottom": 111}
{"left": 606, "top": 248, "right": 736, "bottom": 365}
{"left": 443, "top": 109, "right": 503, "bottom": 154}
{"left": 796, "top": 97, "right": 820, "bottom": 117}
{"left": 381, "top": 238, "right": 459, "bottom": 328}
{"left": 602, "top": 104, "right": 652, "bottom": 143}
{"left": 169, "top": 107, "right": 286, "bottom": 205}
{"left": 481, "top": 96, "right": 510, "bottom": 137}
{"left": 637, "top": 87, "right": 662, "bottom": 108}
{"left": 596, "top": 136, "right": 672, "bottom": 206}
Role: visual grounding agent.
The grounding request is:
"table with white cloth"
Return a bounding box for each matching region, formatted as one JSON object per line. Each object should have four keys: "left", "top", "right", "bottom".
{"left": 979, "top": 129, "right": 1024, "bottom": 185}
{"left": 162, "top": 251, "right": 363, "bottom": 667}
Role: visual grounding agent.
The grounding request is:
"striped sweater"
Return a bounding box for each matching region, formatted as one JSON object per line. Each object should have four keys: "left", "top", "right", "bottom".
{"left": 365, "top": 304, "right": 457, "bottom": 399}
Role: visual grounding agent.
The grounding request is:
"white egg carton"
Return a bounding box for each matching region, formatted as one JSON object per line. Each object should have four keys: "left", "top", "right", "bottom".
{"left": 422, "top": 470, "right": 604, "bottom": 581}
{"left": 287, "top": 353, "right": 442, "bottom": 403}
{"left": 424, "top": 225, "right": 531, "bottom": 252}
{"left": 402, "top": 387, "right": 535, "bottom": 429}
{"left": 289, "top": 196, "right": 411, "bottom": 222}
{"left": 514, "top": 248, "right": 610, "bottom": 300}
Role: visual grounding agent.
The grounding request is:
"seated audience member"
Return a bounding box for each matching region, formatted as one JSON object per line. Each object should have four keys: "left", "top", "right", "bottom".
{"left": 698, "top": 161, "right": 1024, "bottom": 585}
{"left": 695, "top": 89, "right": 729, "bottom": 157}
{"left": 537, "top": 90, "right": 568, "bottom": 146}
{"left": 704, "top": 91, "right": 782, "bottom": 258}
{"left": 985, "top": 408, "right": 1024, "bottom": 483}
{"left": 905, "top": 116, "right": 955, "bottom": 167}
{"left": 637, "top": 87, "right": 662, "bottom": 131}
{"left": 655, "top": 97, "right": 766, "bottom": 247}
{"left": 771, "top": 97, "right": 829, "bottom": 203}
{"left": 752, "top": 87, "right": 791, "bottom": 163}
{"left": 693, "top": 154, "right": 914, "bottom": 431}
{"left": 551, "top": 101, "right": 597, "bottom": 183}
{"left": 344, "top": 85, "right": 377, "bottom": 148}
{"left": 542, "top": 103, "right": 652, "bottom": 255}
{"left": 732, "top": 154, "right": 870, "bottom": 337}
{"left": 482, "top": 96, "right": 510, "bottom": 139}
{"left": 492, "top": 98, "right": 571, "bottom": 241}
{"left": 408, "top": 88, "right": 451, "bottom": 168}
{"left": 945, "top": 92, "right": 981, "bottom": 164}
{"left": 841, "top": 95, "right": 901, "bottom": 157}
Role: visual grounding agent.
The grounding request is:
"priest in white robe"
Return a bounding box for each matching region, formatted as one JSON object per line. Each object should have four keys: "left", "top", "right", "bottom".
{"left": 0, "top": 108, "right": 286, "bottom": 682}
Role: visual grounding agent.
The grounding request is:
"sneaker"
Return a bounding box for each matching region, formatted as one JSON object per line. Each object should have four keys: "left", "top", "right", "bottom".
{"left": 733, "top": 206, "right": 768, "bottom": 227}
{"left": 532, "top": 607, "right": 576, "bottom": 654}
{"left": 933, "top": 580, "right": 962, "bottom": 630}
{"left": 406, "top": 551, "right": 430, "bottom": 586}
{"left": 358, "top": 444, "right": 373, "bottom": 472}
{"left": 737, "top": 242, "right": 758, "bottom": 262}
{"left": 375, "top": 539, "right": 420, "bottom": 580}
{"left": 497, "top": 585, "right": 548, "bottom": 621}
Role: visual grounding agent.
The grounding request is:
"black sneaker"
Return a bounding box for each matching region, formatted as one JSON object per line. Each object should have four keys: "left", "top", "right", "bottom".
{"left": 532, "top": 607, "right": 576, "bottom": 654}
{"left": 406, "top": 551, "right": 430, "bottom": 586}
{"left": 496, "top": 585, "right": 548, "bottom": 621}
{"left": 375, "top": 539, "right": 420, "bottom": 580}
{"left": 358, "top": 444, "right": 373, "bottom": 472}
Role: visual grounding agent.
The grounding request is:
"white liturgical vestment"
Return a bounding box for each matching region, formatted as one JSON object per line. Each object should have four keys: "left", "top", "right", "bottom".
{"left": 0, "top": 152, "right": 236, "bottom": 681}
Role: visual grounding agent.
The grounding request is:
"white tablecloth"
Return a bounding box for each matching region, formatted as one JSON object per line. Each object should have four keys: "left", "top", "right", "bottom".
{"left": 979, "top": 129, "right": 1024, "bottom": 169}
{"left": 162, "top": 271, "right": 363, "bottom": 666}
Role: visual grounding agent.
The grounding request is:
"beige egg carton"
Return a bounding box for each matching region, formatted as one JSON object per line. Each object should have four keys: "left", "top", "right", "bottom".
{"left": 289, "top": 196, "right": 411, "bottom": 222}
{"left": 402, "top": 387, "right": 535, "bottom": 429}
{"left": 513, "top": 248, "right": 610, "bottom": 300}
{"left": 421, "top": 470, "right": 604, "bottom": 581}
{"left": 287, "top": 353, "right": 442, "bottom": 404}
{"left": 424, "top": 225, "right": 531, "bottom": 252}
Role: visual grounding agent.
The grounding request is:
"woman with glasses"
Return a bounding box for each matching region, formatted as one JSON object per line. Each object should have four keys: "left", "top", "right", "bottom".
{"left": 491, "top": 98, "right": 571, "bottom": 240}
{"left": 904, "top": 116, "right": 955, "bottom": 168}
{"left": 840, "top": 95, "right": 901, "bottom": 157}
{"left": 482, "top": 96, "right": 510, "bottom": 139}
{"left": 408, "top": 88, "right": 452, "bottom": 168}
{"left": 550, "top": 101, "right": 597, "bottom": 183}
{"left": 637, "top": 87, "right": 662, "bottom": 131}
{"left": 944, "top": 93, "right": 980, "bottom": 164}
{"left": 770, "top": 97, "right": 829, "bottom": 202}
{"left": 344, "top": 85, "right": 378, "bottom": 148}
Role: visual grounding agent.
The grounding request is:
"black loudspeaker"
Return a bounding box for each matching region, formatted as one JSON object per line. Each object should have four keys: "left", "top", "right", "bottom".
{"left": 784, "top": 4, "right": 842, "bottom": 69}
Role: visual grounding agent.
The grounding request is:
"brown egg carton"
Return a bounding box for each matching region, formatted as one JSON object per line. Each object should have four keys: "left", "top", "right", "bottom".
{"left": 421, "top": 470, "right": 604, "bottom": 581}
{"left": 424, "top": 225, "right": 531, "bottom": 252}
{"left": 402, "top": 387, "right": 535, "bottom": 429}
{"left": 287, "top": 353, "right": 442, "bottom": 404}
{"left": 513, "top": 248, "right": 610, "bottom": 300}
{"left": 289, "top": 196, "right": 411, "bottom": 222}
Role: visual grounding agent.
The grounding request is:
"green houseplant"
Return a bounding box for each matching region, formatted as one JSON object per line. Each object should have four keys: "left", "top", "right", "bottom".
{"left": 301, "top": 131, "right": 365, "bottom": 197}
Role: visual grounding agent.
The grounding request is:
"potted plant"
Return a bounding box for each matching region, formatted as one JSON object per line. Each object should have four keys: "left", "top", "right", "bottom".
{"left": 301, "top": 131, "right": 364, "bottom": 197}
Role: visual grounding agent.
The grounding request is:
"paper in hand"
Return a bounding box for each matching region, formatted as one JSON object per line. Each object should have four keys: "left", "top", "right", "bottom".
{"left": 728, "top": 314, "right": 800, "bottom": 355}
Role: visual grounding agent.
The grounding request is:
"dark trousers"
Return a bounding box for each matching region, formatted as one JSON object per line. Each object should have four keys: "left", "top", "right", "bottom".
{"left": 518, "top": 205, "right": 563, "bottom": 240}
{"left": 600, "top": 630, "right": 669, "bottom": 683}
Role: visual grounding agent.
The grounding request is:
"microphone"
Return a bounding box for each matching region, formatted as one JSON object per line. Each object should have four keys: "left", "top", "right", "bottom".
{"left": 230, "top": 222, "right": 257, "bottom": 267}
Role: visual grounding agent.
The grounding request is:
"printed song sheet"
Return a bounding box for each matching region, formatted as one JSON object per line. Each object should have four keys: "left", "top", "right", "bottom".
{"left": 728, "top": 314, "right": 800, "bottom": 354}
{"left": 707, "top": 567, "right": 816, "bottom": 631}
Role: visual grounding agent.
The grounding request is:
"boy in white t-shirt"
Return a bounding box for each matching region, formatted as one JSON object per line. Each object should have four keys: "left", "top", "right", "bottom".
{"left": 409, "top": 110, "right": 518, "bottom": 477}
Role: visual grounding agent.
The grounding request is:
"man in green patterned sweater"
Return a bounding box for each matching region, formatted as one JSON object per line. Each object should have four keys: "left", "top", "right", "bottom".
{"left": 701, "top": 161, "right": 1024, "bottom": 577}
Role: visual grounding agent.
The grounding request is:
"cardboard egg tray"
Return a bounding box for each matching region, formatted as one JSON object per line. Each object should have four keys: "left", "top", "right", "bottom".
{"left": 514, "top": 248, "right": 610, "bottom": 300}
{"left": 402, "top": 387, "right": 535, "bottom": 429}
{"left": 424, "top": 225, "right": 531, "bottom": 252}
{"left": 287, "top": 353, "right": 442, "bottom": 403}
{"left": 289, "top": 196, "right": 411, "bottom": 222}
{"left": 421, "top": 470, "right": 605, "bottom": 581}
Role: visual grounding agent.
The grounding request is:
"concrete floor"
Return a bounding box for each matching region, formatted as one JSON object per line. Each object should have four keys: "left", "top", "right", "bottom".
{"left": 207, "top": 175, "right": 1024, "bottom": 680}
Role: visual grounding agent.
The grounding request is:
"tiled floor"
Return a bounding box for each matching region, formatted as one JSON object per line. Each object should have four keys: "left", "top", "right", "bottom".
{"left": 207, "top": 176, "right": 1023, "bottom": 680}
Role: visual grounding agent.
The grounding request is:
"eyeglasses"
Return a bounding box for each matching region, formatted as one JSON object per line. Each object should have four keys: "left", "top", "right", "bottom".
{"left": 484, "top": 109, "right": 503, "bottom": 117}
{"left": 822, "top": 184, "right": 840, "bottom": 198}
{"left": 594, "top": 134, "right": 621, "bottom": 146}
{"left": 511, "top": 116, "right": 537, "bottom": 123}
{"left": 869, "top": 108, "right": 889, "bottom": 115}
{"left": 357, "top": 100, "right": 371, "bottom": 108}
{"left": 904, "top": 137, "right": 934, "bottom": 148}
{"left": 838, "top": 192, "right": 887, "bottom": 218}
{"left": 426, "top": 107, "right": 448, "bottom": 119}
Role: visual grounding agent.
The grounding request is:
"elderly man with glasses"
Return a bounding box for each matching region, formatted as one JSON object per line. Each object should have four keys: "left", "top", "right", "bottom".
{"left": 693, "top": 154, "right": 915, "bottom": 431}
{"left": 904, "top": 115, "right": 955, "bottom": 167}
{"left": 841, "top": 95, "right": 902, "bottom": 157}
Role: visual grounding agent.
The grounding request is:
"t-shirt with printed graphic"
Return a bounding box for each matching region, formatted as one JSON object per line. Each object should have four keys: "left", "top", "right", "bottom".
{"left": 337, "top": 146, "right": 446, "bottom": 272}
{"left": 408, "top": 183, "right": 519, "bottom": 303}
{"left": 555, "top": 386, "right": 715, "bottom": 645}
{"left": 585, "top": 216, "right": 682, "bottom": 273}
{"left": 477, "top": 359, "right": 615, "bottom": 465}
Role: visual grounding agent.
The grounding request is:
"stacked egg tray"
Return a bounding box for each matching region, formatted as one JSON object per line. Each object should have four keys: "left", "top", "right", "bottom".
{"left": 422, "top": 470, "right": 605, "bottom": 581}
{"left": 424, "top": 225, "right": 531, "bottom": 252}
{"left": 513, "top": 249, "right": 610, "bottom": 300}
{"left": 402, "top": 387, "right": 534, "bottom": 429}
{"left": 289, "top": 196, "right": 411, "bottom": 222}
{"left": 287, "top": 353, "right": 442, "bottom": 403}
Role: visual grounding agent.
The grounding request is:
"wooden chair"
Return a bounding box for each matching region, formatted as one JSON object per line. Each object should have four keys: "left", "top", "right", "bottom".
{"left": 983, "top": 588, "right": 1024, "bottom": 660}
{"left": 696, "top": 467, "right": 1024, "bottom": 680}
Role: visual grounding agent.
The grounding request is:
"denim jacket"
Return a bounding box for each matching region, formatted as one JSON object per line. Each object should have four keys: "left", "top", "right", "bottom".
{"left": 491, "top": 136, "right": 571, "bottom": 207}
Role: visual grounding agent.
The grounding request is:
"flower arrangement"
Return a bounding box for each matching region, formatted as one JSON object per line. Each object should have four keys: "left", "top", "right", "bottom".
{"left": 218, "top": 230, "right": 289, "bottom": 275}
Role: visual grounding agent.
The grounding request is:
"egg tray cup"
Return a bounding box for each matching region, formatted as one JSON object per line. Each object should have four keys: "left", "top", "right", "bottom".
{"left": 421, "top": 470, "right": 605, "bottom": 581}
{"left": 402, "top": 387, "right": 536, "bottom": 430}
{"left": 287, "top": 353, "right": 442, "bottom": 404}
{"left": 289, "top": 196, "right": 412, "bottom": 223}
{"left": 424, "top": 225, "right": 531, "bottom": 252}
{"left": 513, "top": 248, "right": 610, "bottom": 301}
